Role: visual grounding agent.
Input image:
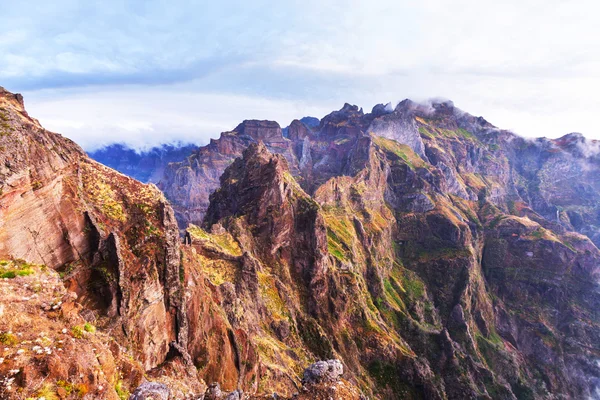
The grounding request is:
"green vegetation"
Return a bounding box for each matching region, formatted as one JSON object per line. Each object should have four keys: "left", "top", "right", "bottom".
{"left": 115, "top": 380, "right": 130, "bottom": 400}
{"left": 415, "top": 120, "right": 477, "bottom": 142}
{"left": 322, "top": 207, "right": 356, "bottom": 262}
{"left": 418, "top": 126, "right": 435, "bottom": 139}
{"left": 71, "top": 325, "right": 85, "bottom": 339}
{"left": 58, "top": 262, "right": 77, "bottom": 279}
{"left": 36, "top": 383, "right": 59, "bottom": 400}
{"left": 528, "top": 227, "right": 576, "bottom": 251}
{"left": 400, "top": 273, "right": 425, "bottom": 298}
{"left": 257, "top": 271, "right": 288, "bottom": 320}
{"left": 368, "top": 360, "right": 417, "bottom": 395}
{"left": 187, "top": 224, "right": 242, "bottom": 256}
{"left": 372, "top": 135, "right": 427, "bottom": 169}
{"left": 83, "top": 323, "right": 96, "bottom": 333}
{"left": 383, "top": 278, "right": 405, "bottom": 310}
{"left": 327, "top": 228, "right": 350, "bottom": 262}
{"left": 0, "top": 108, "right": 14, "bottom": 136}
{"left": 56, "top": 380, "right": 74, "bottom": 395}
{"left": 0, "top": 259, "right": 36, "bottom": 279}
{"left": 456, "top": 128, "right": 476, "bottom": 140}
{"left": 82, "top": 168, "right": 126, "bottom": 222}
{"left": 416, "top": 246, "right": 471, "bottom": 263}
{"left": 0, "top": 332, "right": 18, "bottom": 345}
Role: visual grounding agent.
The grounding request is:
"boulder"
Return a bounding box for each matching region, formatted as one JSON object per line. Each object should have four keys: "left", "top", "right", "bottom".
{"left": 129, "top": 382, "right": 171, "bottom": 400}
{"left": 301, "top": 359, "right": 344, "bottom": 386}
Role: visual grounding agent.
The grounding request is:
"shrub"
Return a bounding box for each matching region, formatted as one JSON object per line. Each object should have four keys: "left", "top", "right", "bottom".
{"left": 115, "top": 380, "right": 130, "bottom": 400}
{"left": 36, "top": 383, "right": 59, "bottom": 400}
{"left": 57, "top": 380, "right": 73, "bottom": 395}
{"left": 71, "top": 325, "right": 84, "bottom": 339}
{"left": 83, "top": 323, "right": 96, "bottom": 333}
{"left": 0, "top": 332, "right": 18, "bottom": 345}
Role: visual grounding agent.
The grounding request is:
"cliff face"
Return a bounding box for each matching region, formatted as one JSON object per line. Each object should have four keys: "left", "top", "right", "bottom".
{"left": 0, "top": 87, "right": 199, "bottom": 398}
{"left": 160, "top": 99, "right": 600, "bottom": 399}
{"left": 2, "top": 85, "right": 600, "bottom": 400}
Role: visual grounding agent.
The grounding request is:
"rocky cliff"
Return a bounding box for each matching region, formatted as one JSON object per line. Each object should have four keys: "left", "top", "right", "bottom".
{"left": 2, "top": 86, "right": 600, "bottom": 400}
{"left": 159, "top": 98, "right": 600, "bottom": 399}
{"left": 0, "top": 86, "right": 199, "bottom": 398}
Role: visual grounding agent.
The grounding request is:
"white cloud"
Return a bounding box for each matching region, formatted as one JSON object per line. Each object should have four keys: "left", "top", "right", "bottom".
{"left": 24, "top": 86, "right": 331, "bottom": 151}
{"left": 2, "top": 0, "right": 600, "bottom": 147}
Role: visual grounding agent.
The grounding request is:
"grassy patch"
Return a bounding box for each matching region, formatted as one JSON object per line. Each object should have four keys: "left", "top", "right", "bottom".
{"left": 0, "top": 259, "right": 36, "bottom": 279}
{"left": 527, "top": 227, "right": 574, "bottom": 250}
{"left": 416, "top": 246, "right": 471, "bottom": 263}
{"left": 57, "top": 380, "right": 74, "bottom": 395}
{"left": 0, "top": 332, "right": 18, "bottom": 345}
{"left": 372, "top": 135, "right": 427, "bottom": 169}
{"left": 418, "top": 126, "right": 435, "bottom": 139}
{"left": 257, "top": 271, "right": 288, "bottom": 320}
{"left": 71, "top": 325, "right": 85, "bottom": 339}
{"left": 0, "top": 109, "right": 14, "bottom": 136}
{"left": 83, "top": 323, "right": 96, "bottom": 333}
{"left": 36, "top": 383, "right": 59, "bottom": 400}
{"left": 400, "top": 272, "right": 425, "bottom": 299}
{"left": 115, "top": 380, "right": 130, "bottom": 400}
{"left": 187, "top": 225, "right": 242, "bottom": 256}
{"left": 322, "top": 209, "right": 356, "bottom": 262}
{"left": 81, "top": 168, "right": 126, "bottom": 222}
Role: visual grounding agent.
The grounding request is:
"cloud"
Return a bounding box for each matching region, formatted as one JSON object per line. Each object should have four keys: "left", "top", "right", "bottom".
{"left": 2, "top": 0, "right": 600, "bottom": 148}
{"left": 24, "top": 86, "right": 331, "bottom": 151}
{"left": 3, "top": 55, "right": 247, "bottom": 90}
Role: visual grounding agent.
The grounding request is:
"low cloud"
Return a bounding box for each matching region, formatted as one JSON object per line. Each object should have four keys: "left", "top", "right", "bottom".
{"left": 25, "top": 87, "right": 331, "bottom": 151}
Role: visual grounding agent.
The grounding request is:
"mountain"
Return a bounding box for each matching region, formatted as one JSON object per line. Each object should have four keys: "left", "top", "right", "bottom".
{"left": 88, "top": 143, "right": 198, "bottom": 183}
{"left": 2, "top": 86, "right": 600, "bottom": 399}
{"left": 160, "top": 99, "right": 600, "bottom": 398}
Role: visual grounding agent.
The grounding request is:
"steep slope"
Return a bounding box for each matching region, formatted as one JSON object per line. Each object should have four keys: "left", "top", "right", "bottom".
{"left": 159, "top": 108, "right": 379, "bottom": 230}
{"left": 0, "top": 87, "right": 364, "bottom": 400}
{"left": 159, "top": 120, "right": 299, "bottom": 229}
{"left": 3, "top": 84, "right": 600, "bottom": 399}
{"left": 167, "top": 99, "right": 600, "bottom": 399}
{"left": 0, "top": 86, "right": 200, "bottom": 398}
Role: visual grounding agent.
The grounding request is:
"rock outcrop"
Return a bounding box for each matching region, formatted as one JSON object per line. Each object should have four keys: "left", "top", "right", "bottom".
{"left": 129, "top": 382, "right": 171, "bottom": 400}
{"left": 301, "top": 360, "right": 344, "bottom": 386}
{"left": 2, "top": 85, "right": 600, "bottom": 399}
{"left": 0, "top": 86, "right": 200, "bottom": 398}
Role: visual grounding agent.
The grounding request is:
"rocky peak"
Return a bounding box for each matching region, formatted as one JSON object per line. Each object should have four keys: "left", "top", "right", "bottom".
{"left": 552, "top": 132, "right": 588, "bottom": 152}
{"left": 287, "top": 119, "right": 314, "bottom": 141}
{"left": 0, "top": 86, "right": 24, "bottom": 111}
{"left": 231, "top": 119, "right": 286, "bottom": 143}
{"left": 203, "top": 141, "right": 294, "bottom": 228}
{"left": 318, "top": 103, "right": 365, "bottom": 134}
{"left": 370, "top": 102, "right": 394, "bottom": 118}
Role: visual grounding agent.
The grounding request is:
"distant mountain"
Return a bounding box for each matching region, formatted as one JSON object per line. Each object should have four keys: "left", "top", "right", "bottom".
{"left": 88, "top": 143, "right": 197, "bottom": 183}
{"left": 3, "top": 84, "right": 600, "bottom": 399}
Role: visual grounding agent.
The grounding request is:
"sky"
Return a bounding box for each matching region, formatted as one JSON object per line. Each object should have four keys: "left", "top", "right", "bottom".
{"left": 1, "top": 0, "right": 599, "bottom": 150}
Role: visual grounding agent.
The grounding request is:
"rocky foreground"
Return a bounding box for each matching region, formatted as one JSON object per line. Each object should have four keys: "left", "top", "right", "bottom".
{"left": 2, "top": 86, "right": 600, "bottom": 399}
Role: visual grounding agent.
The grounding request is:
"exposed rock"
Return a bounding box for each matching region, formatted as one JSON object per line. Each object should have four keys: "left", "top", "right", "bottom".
{"left": 129, "top": 382, "right": 171, "bottom": 400}
{"left": 3, "top": 86, "right": 600, "bottom": 399}
{"left": 301, "top": 360, "right": 343, "bottom": 385}
{"left": 0, "top": 87, "right": 194, "bottom": 398}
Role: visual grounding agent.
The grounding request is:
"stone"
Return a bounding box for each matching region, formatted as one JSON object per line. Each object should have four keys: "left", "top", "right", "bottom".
{"left": 301, "top": 360, "right": 344, "bottom": 385}
{"left": 129, "top": 382, "right": 171, "bottom": 400}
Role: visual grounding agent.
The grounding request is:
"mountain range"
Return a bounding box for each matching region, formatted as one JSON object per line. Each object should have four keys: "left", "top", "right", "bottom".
{"left": 2, "top": 85, "right": 600, "bottom": 399}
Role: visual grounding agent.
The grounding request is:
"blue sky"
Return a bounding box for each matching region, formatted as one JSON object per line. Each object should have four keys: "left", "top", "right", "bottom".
{"left": 1, "top": 0, "right": 599, "bottom": 149}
